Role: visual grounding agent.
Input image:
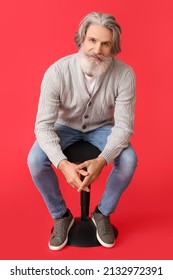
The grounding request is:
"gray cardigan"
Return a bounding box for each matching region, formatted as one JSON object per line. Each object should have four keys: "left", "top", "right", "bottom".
{"left": 35, "top": 53, "right": 136, "bottom": 167}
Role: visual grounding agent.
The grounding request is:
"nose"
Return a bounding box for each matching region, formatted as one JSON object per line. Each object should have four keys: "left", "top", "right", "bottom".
{"left": 94, "top": 42, "right": 102, "bottom": 55}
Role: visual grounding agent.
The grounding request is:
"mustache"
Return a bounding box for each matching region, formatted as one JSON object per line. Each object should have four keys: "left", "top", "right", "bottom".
{"left": 78, "top": 48, "right": 112, "bottom": 76}
{"left": 86, "top": 52, "right": 112, "bottom": 63}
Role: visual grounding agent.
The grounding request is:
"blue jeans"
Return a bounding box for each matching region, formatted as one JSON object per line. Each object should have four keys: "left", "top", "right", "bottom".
{"left": 27, "top": 124, "right": 137, "bottom": 218}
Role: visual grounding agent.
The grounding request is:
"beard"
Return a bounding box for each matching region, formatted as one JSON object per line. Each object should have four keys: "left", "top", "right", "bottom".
{"left": 78, "top": 48, "right": 113, "bottom": 77}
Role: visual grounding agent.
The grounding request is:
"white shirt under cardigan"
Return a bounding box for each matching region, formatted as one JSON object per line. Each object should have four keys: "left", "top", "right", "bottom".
{"left": 84, "top": 73, "right": 96, "bottom": 96}
{"left": 35, "top": 52, "right": 136, "bottom": 168}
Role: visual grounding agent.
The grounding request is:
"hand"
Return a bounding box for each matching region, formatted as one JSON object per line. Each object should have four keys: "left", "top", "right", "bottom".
{"left": 76, "top": 157, "right": 107, "bottom": 192}
{"left": 58, "top": 160, "right": 90, "bottom": 192}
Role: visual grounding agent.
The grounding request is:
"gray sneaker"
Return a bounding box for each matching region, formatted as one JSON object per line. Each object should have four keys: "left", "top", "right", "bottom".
{"left": 92, "top": 212, "right": 115, "bottom": 248}
{"left": 49, "top": 210, "right": 74, "bottom": 250}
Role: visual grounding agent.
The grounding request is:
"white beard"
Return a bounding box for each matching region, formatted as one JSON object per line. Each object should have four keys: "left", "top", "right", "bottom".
{"left": 78, "top": 48, "right": 113, "bottom": 77}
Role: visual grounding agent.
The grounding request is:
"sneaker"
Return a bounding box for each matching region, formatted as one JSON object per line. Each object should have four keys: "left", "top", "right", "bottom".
{"left": 48, "top": 210, "right": 74, "bottom": 250}
{"left": 92, "top": 212, "right": 115, "bottom": 248}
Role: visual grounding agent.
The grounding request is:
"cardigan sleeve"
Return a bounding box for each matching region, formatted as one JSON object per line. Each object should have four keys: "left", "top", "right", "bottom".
{"left": 34, "top": 66, "right": 67, "bottom": 167}
{"left": 99, "top": 66, "right": 136, "bottom": 164}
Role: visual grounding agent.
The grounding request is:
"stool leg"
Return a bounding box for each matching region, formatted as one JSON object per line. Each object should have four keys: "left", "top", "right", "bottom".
{"left": 81, "top": 186, "right": 90, "bottom": 220}
{"left": 80, "top": 171, "right": 90, "bottom": 221}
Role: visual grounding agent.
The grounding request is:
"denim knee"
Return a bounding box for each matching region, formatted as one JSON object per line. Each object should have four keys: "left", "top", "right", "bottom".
{"left": 114, "top": 145, "right": 138, "bottom": 177}
{"left": 27, "top": 141, "right": 51, "bottom": 176}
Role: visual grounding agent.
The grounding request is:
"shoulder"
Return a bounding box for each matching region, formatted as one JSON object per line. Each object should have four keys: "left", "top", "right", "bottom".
{"left": 111, "top": 57, "right": 136, "bottom": 84}
{"left": 51, "top": 53, "right": 77, "bottom": 70}
{"left": 42, "top": 53, "right": 77, "bottom": 79}
{"left": 113, "top": 57, "right": 135, "bottom": 74}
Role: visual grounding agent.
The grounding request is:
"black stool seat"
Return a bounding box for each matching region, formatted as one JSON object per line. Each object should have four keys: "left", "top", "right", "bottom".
{"left": 63, "top": 140, "right": 118, "bottom": 247}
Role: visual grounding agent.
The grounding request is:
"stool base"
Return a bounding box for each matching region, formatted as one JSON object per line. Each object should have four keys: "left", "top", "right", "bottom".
{"left": 67, "top": 217, "right": 118, "bottom": 247}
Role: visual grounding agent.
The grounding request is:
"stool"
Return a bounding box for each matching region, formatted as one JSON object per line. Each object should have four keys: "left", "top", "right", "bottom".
{"left": 63, "top": 140, "right": 118, "bottom": 247}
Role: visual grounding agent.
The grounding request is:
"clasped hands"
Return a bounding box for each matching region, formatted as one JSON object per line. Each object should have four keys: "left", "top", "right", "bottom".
{"left": 58, "top": 157, "right": 107, "bottom": 192}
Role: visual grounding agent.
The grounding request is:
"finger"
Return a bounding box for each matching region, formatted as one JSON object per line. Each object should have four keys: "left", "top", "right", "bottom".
{"left": 80, "top": 176, "right": 93, "bottom": 189}
{"left": 82, "top": 186, "right": 90, "bottom": 192}
{"left": 77, "top": 185, "right": 90, "bottom": 192}
{"left": 70, "top": 174, "right": 83, "bottom": 189}
{"left": 77, "top": 161, "right": 89, "bottom": 169}
{"left": 84, "top": 186, "right": 90, "bottom": 192}
{"left": 77, "top": 169, "right": 89, "bottom": 177}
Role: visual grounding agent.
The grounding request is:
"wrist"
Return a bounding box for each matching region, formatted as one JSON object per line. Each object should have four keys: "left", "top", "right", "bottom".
{"left": 58, "top": 159, "right": 68, "bottom": 170}
{"left": 97, "top": 156, "right": 107, "bottom": 167}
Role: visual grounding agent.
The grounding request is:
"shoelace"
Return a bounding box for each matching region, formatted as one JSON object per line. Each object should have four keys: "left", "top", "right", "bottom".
{"left": 98, "top": 216, "right": 113, "bottom": 234}
{"left": 52, "top": 219, "right": 66, "bottom": 238}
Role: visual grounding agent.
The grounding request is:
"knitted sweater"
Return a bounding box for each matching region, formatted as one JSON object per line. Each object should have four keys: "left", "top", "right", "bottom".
{"left": 35, "top": 53, "right": 136, "bottom": 167}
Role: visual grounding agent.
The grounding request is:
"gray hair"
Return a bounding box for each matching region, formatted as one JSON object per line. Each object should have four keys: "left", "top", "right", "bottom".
{"left": 75, "top": 12, "right": 121, "bottom": 55}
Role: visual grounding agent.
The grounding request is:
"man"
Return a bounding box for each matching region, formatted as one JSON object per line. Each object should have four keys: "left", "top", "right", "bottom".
{"left": 28, "top": 12, "right": 137, "bottom": 250}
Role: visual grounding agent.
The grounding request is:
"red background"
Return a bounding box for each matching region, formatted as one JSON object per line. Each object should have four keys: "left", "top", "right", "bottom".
{"left": 0, "top": 0, "right": 173, "bottom": 260}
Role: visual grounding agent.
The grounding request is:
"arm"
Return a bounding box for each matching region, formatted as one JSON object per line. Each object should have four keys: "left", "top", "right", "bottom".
{"left": 99, "top": 66, "right": 136, "bottom": 164}
{"left": 35, "top": 66, "right": 68, "bottom": 167}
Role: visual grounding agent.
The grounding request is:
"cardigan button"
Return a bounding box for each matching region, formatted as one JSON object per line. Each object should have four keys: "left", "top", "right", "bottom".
{"left": 84, "top": 115, "right": 89, "bottom": 119}
{"left": 82, "top": 125, "right": 87, "bottom": 129}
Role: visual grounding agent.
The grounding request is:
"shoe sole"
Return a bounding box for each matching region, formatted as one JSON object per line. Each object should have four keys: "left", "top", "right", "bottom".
{"left": 92, "top": 217, "right": 115, "bottom": 248}
{"left": 48, "top": 218, "right": 74, "bottom": 250}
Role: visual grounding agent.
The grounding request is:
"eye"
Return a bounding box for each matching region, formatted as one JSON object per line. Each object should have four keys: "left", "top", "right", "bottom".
{"left": 103, "top": 42, "right": 111, "bottom": 47}
{"left": 89, "top": 38, "right": 97, "bottom": 43}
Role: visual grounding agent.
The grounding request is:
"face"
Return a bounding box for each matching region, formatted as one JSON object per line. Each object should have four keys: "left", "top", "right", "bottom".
{"left": 78, "top": 24, "right": 113, "bottom": 76}
{"left": 82, "top": 24, "right": 113, "bottom": 59}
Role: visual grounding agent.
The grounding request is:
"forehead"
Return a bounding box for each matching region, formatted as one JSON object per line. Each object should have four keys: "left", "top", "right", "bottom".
{"left": 85, "top": 24, "right": 113, "bottom": 42}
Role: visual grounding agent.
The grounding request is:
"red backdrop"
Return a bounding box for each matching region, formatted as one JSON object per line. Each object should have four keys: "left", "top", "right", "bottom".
{"left": 0, "top": 0, "right": 173, "bottom": 260}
